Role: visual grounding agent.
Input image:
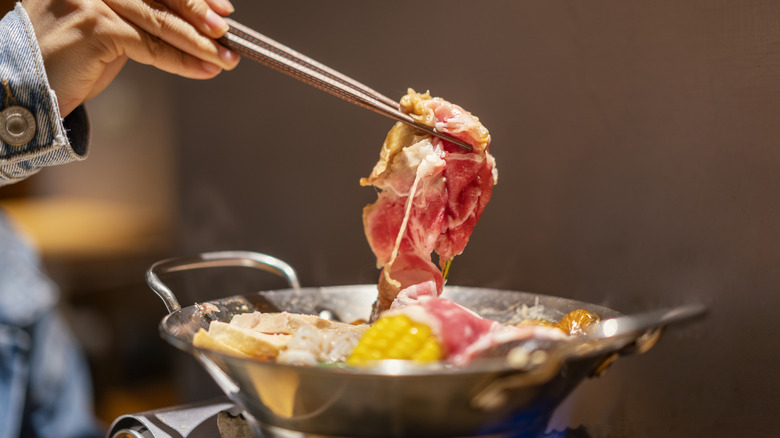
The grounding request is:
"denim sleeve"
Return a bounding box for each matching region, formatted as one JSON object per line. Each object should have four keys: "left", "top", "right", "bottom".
{"left": 0, "top": 3, "right": 89, "bottom": 187}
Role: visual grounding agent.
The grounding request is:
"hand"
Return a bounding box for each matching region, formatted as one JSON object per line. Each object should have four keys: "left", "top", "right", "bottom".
{"left": 22, "top": 0, "right": 240, "bottom": 116}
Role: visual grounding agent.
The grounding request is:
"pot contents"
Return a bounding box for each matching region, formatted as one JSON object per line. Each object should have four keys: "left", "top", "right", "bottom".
{"left": 193, "top": 311, "right": 369, "bottom": 365}
{"left": 192, "top": 90, "right": 600, "bottom": 367}
{"left": 522, "top": 308, "right": 601, "bottom": 336}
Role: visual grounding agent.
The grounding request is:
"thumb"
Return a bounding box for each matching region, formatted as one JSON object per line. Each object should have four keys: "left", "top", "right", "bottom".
{"left": 84, "top": 56, "right": 128, "bottom": 103}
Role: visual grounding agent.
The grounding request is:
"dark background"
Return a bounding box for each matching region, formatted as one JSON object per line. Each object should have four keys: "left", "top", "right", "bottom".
{"left": 171, "top": 1, "right": 780, "bottom": 436}
{"left": 3, "top": 1, "right": 779, "bottom": 437}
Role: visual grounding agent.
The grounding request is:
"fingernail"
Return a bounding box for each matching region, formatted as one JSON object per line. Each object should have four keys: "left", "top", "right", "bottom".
{"left": 219, "top": 45, "right": 239, "bottom": 64}
{"left": 205, "top": 9, "right": 228, "bottom": 33}
{"left": 201, "top": 60, "right": 221, "bottom": 75}
{"left": 216, "top": 0, "right": 235, "bottom": 14}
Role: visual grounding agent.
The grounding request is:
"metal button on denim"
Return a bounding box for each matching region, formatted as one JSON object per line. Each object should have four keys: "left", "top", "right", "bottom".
{"left": 0, "top": 105, "right": 36, "bottom": 146}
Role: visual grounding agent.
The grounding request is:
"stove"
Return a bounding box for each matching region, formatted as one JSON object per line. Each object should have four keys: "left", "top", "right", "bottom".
{"left": 106, "top": 399, "right": 593, "bottom": 438}
{"left": 107, "top": 398, "right": 252, "bottom": 438}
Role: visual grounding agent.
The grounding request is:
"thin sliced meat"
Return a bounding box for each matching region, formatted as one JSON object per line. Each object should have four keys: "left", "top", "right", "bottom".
{"left": 386, "top": 295, "right": 566, "bottom": 366}
{"left": 362, "top": 89, "right": 497, "bottom": 318}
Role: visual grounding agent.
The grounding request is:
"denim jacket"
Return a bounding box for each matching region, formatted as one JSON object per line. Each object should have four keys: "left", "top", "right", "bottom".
{"left": 0, "top": 4, "right": 101, "bottom": 438}
{"left": 0, "top": 3, "right": 89, "bottom": 186}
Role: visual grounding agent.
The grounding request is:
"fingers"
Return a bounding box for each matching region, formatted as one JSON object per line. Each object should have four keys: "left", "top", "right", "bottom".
{"left": 204, "top": 0, "right": 234, "bottom": 17}
{"left": 158, "top": 0, "right": 235, "bottom": 39}
{"left": 26, "top": 0, "right": 241, "bottom": 115}
{"left": 84, "top": 56, "right": 128, "bottom": 102}
{"left": 102, "top": 18, "right": 227, "bottom": 79}
{"left": 102, "top": 0, "right": 239, "bottom": 72}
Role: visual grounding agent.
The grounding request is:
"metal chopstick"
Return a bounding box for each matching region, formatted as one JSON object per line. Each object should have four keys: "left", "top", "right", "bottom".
{"left": 219, "top": 19, "right": 473, "bottom": 151}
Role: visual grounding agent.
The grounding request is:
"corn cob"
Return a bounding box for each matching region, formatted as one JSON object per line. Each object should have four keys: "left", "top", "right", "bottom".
{"left": 347, "top": 314, "right": 442, "bottom": 365}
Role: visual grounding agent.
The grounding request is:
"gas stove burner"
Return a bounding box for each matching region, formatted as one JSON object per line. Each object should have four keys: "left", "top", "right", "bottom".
{"left": 107, "top": 397, "right": 252, "bottom": 438}
{"left": 107, "top": 398, "right": 592, "bottom": 438}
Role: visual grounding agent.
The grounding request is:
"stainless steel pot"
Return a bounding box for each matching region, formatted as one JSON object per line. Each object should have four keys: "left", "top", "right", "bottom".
{"left": 146, "top": 251, "right": 697, "bottom": 438}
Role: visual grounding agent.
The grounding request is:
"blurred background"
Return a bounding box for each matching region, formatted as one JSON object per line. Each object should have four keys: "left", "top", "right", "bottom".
{"left": 1, "top": 0, "right": 779, "bottom": 436}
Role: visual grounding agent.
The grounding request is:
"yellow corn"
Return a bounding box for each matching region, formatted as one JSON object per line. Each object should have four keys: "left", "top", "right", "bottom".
{"left": 347, "top": 314, "right": 442, "bottom": 365}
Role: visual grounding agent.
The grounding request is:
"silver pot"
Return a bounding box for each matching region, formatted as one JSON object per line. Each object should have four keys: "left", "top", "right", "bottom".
{"left": 146, "top": 251, "right": 698, "bottom": 438}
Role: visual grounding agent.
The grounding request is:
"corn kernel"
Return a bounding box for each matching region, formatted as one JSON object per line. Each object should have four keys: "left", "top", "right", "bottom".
{"left": 347, "top": 314, "right": 443, "bottom": 366}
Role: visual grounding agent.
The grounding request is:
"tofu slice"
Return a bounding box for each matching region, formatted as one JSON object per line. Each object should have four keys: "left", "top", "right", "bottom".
{"left": 230, "top": 311, "right": 333, "bottom": 334}
{"left": 192, "top": 328, "right": 250, "bottom": 358}
{"left": 195, "top": 321, "right": 291, "bottom": 359}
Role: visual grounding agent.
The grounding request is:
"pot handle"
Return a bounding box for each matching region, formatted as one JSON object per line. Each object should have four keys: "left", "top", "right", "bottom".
{"left": 146, "top": 250, "right": 301, "bottom": 313}
{"left": 470, "top": 332, "right": 654, "bottom": 411}
{"left": 471, "top": 303, "right": 706, "bottom": 410}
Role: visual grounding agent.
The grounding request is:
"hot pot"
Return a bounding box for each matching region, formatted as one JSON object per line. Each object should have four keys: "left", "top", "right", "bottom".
{"left": 146, "top": 251, "right": 701, "bottom": 438}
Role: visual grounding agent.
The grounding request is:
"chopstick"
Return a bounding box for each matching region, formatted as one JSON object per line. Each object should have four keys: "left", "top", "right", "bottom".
{"left": 219, "top": 19, "right": 473, "bottom": 151}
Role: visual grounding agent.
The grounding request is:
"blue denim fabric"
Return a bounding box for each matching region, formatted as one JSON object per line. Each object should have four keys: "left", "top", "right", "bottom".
{"left": 0, "top": 3, "right": 89, "bottom": 186}
{"left": 0, "top": 212, "right": 103, "bottom": 438}
{"left": 0, "top": 5, "right": 102, "bottom": 436}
